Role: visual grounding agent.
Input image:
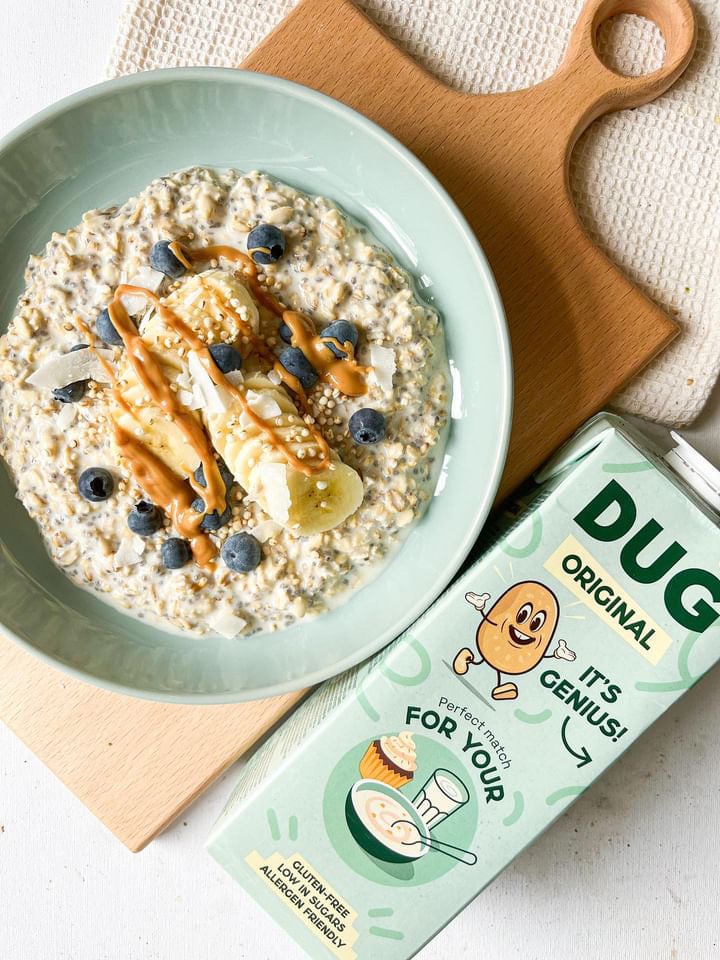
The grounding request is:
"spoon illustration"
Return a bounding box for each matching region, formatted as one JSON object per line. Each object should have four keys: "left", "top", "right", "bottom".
{"left": 391, "top": 819, "right": 477, "bottom": 865}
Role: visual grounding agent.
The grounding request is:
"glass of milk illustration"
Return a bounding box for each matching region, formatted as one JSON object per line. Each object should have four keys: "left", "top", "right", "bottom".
{"left": 413, "top": 768, "right": 470, "bottom": 829}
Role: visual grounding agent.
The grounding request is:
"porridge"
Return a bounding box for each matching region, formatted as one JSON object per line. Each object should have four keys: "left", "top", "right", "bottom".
{"left": 0, "top": 167, "right": 449, "bottom": 637}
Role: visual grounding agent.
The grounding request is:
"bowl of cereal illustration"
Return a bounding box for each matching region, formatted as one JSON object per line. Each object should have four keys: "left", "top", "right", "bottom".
{"left": 0, "top": 68, "right": 511, "bottom": 701}
{"left": 345, "top": 780, "right": 429, "bottom": 863}
{"left": 345, "top": 779, "right": 477, "bottom": 866}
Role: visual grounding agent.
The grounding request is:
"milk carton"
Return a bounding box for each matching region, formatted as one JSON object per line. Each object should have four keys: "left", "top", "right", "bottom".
{"left": 207, "top": 414, "right": 720, "bottom": 959}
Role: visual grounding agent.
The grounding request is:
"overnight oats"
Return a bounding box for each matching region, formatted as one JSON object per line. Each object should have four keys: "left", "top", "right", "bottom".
{"left": 0, "top": 167, "right": 449, "bottom": 637}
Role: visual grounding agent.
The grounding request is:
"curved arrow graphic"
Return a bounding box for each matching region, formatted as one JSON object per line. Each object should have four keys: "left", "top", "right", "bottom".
{"left": 560, "top": 716, "right": 592, "bottom": 768}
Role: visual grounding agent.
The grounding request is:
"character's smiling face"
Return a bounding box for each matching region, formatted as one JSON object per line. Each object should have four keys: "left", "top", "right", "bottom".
{"left": 507, "top": 602, "right": 548, "bottom": 646}
{"left": 476, "top": 581, "right": 559, "bottom": 675}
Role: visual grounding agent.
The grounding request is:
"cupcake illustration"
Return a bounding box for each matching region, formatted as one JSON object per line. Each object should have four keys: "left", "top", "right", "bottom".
{"left": 359, "top": 731, "right": 417, "bottom": 788}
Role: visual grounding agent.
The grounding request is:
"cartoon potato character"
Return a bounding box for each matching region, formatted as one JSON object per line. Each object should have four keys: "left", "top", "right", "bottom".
{"left": 453, "top": 581, "right": 575, "bottom": 701}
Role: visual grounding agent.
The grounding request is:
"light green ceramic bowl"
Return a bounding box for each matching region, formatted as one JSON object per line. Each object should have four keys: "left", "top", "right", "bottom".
{"left": 0, "top": 68, "right": 511, "bottom": 702}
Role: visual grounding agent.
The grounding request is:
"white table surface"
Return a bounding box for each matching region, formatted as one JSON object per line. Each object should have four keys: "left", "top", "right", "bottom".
{"left": 2, "top": 3, "right": 720, "bottom": 958}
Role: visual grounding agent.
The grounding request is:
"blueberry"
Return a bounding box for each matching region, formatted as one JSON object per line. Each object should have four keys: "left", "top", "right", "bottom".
{"left": 78, "top": 467, "right": 114, "bottom": 502}
{"left": 70, "top": 343, "right": 89, "bottom": 352}
{"left": 194, "top": 459, "right": 234, "bottom": 493}
{"left": 191, "top": 497, "right": 232, "bottom": 532}
{"left": 208, "top": 343, "right": 242, "bottom": 374}
{"left": 349, "top": 408, "right": 386, "bottom": 444}
{"left": 161, "top": 538, "right": 192, "bottom": 569}
{"left": 149, "top": 239, "right": 186, "bottom": 279}
{"left": 279, "top": 347, "right": 318, "bottom": 390}
{"left": 247, "top": 224, "right": 286, "bottom": 265}
{"left": 278, "top": 320, "right": 293, "bottom": 344}
{"left": 97, "top": 307, "right": 124, "bottom": 346}
{"left": 320, "top": 321, "right": 358, "bottom": 359}
{"left": 53, "top": 380, "right": 86, "bottom": 403}
{"left": 127, "top": 500, "right": 163, "bottom": 536}
{"left": 221, "top": 532, "right": 262, "bottom": 573}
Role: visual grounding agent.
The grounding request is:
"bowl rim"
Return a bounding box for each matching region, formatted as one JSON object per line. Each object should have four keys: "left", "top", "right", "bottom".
{"left": 0, "top": 66, "right": 513, "bottom": 702}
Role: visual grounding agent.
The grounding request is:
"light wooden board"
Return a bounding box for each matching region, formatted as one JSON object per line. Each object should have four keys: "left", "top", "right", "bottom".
{"left": 0, "top": 639, "right": 306, "bottom": 851}
{"left": 244, "top": 0, "right": 695, "bottom": 499}
{"left": 0, "top": 0, "right": 696, "bottom": 852}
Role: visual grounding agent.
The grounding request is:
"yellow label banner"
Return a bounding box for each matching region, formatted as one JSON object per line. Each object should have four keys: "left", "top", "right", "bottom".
{"left": 544, "top": 535, "right": 673, "bottom": 665}
{"left": 246, "top": 850, "right": 359, "bottom": 959}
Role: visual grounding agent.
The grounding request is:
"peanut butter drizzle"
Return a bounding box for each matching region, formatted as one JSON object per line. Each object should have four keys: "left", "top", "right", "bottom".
{"left": 114, "top": 427, "right": 217, "bottom": 568}
{"left": 113, "top": 285, "right": 331, "bottom": 478}
{"left": 75, "top": 317, "right": 218, "bottom": 568}
{"left": 200, "top": 283, "right": 309, "bottom": 404}
{"left": 107, "top": 294, "right": 227, "bottom": 516}
{"left": 181, "top": 245, "right": 337, "bottom": 470}
{"left": 186, "top": 246, "right": 305, "bottom": 391}
{"left": 185, "top": 245, "right": 369, "bottom": 396}
{"left": 283, "top": 311, "right": 369, "bottom": 397}
{"left": 168, "top": 240, "right": 193, "bottom": 271}
{"left": 77, "top": 236, "right": 367, "bottom": 567}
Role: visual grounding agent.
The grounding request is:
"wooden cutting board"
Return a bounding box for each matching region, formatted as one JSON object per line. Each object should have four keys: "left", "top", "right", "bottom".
{"left": 0, "top": 0, "right": 696, "bottom": 851}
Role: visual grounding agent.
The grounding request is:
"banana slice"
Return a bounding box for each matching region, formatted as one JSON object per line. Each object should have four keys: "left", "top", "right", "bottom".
{"left": 206, "top": 371, "right": 364, "bottom": 535}
{"left": 285, "top": 461, "right": 364, "bottom": 536}
{"left": 142, "top": 269, "right": 259, "bottom": 363}
{"left": 113, "top": 355, "right": 201, "bottom": 477}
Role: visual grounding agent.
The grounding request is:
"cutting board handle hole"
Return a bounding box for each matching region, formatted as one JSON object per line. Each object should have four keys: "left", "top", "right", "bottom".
{"left": 595, "top": 14, "right": 665, "bottom": 77}
{"left": 561, "top": 0, "right": 696, "bottom": 116}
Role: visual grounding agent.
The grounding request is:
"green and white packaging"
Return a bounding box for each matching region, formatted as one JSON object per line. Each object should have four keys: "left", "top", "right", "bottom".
{"left": 207, "top": 413, "right": 720, "bottom": 959}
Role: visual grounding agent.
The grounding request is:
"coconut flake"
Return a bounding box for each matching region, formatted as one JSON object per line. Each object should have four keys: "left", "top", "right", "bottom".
{"left": 177, "top": 388, "right": 198, "bottom": 409}
{"left": 121, "top": 268, "right": 165, "bottom": 316}
{"left": 191, "top": 384, "right": 207, "bottom": 410}
{"left": 138, "top": 306, "right": 156, "bottom": 336}
{"left": 113, "top": 536, "right": 145, "bottom": 568}
{"left": 250, "top": 519, "right": 283, "bottom": 543}
{"left": 132, "top": 266, "right": 165, "bottom": 292}
{"left": 245, "top": 389, "right": 282, "bottom": 420}
{"left": 208, "top": 608, "right": 248, "bottom": 639}
{"left": 56, "top": 403, "right": 77, "bottom": 430}
{"left": 368, "top": 345, "right": 396, "bottom": 394}
{"left": 27, "top": 349, "right": 115, "bottom": 391}
{"left": 225, "top": 370, "right": 244, "bottom": 387}
{"left": 267, "top": 368, "right": 282, "bottom": 386}
{"left": 180, "top": 285, "right": 205, "bottom": 310}
{"left": 254, "top": 461, "right": 290, "bottom": 524}
{"left": 187, "top": 351, "right": 232, "bottom": 414}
